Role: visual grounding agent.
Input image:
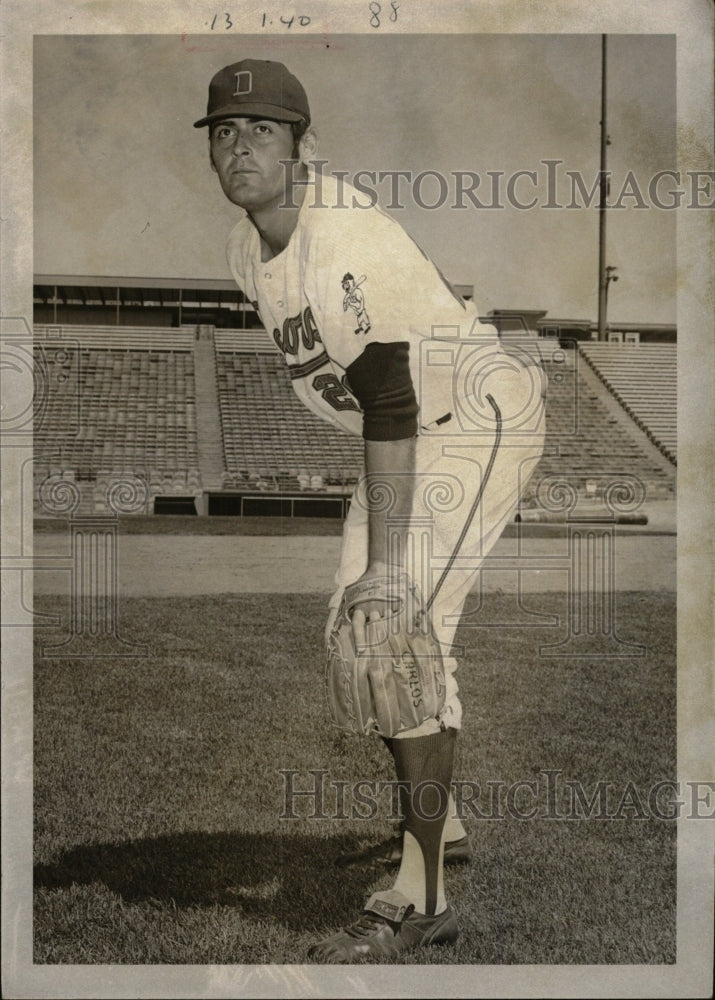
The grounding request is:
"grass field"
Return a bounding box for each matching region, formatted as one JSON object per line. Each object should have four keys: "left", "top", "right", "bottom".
{"left": 33, "top": 588, "right": 676, "bottom": 966}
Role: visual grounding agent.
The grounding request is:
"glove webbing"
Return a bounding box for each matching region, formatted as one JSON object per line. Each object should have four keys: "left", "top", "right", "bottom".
{"left": 425, "top": 393, "right": 502, "bottom": 613}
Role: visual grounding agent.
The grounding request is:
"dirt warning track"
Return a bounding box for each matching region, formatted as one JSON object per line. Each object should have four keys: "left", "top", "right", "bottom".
{"left": 33, "top": 533, "right": 676, "bottom": 597}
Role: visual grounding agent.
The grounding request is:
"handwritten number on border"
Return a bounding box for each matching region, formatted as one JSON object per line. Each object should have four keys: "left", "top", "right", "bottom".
{"left": 258, "top": 12, "right": 312, "bottom": 28}
{"left": 368, "top": 1, "right": 399, "bottom": 27}
{"left": 210, "top": 12, "right": 233, "bottom": 29}
{"left": 210, "top": 9, "right": 400, "bottom": 30}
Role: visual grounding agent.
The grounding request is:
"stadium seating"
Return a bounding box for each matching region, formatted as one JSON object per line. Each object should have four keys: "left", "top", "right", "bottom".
{"left": 529, "top": 349, "right": 675, "bottom": 498}
{"left": 33, "top": 324, "right": 676, "bottom": 513}
{"left": 215, "top": 342, "right": 363, "bottom": 485}
{"left": 215, "top": 340, "right": 675, "bottom": 498}
{"left": 34, "top": 326, "right": 202, "bottom": 512}
{"left": 579, "top": 343, "right": 677, "bottom": 462}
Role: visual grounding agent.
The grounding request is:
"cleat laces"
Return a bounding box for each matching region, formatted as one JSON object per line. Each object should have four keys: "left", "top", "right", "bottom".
{"left": 344, "top": 912, "right": 394, "bottom": 939}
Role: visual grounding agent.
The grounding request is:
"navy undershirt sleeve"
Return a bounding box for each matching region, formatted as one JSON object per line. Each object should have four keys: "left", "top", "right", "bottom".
{"left": 345, "top": 341, "right": 419, "bottom": 441}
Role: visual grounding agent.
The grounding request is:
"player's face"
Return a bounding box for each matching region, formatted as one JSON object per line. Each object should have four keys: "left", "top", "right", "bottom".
{"left": 210, "top": 117, "right": 297, "bottom": 211}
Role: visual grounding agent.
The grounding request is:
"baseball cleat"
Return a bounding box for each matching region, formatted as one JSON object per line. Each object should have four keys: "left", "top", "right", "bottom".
{"left": 307, "top": 889, "right": 458, "bottom": 962}
{"left": 335, "top": 832, "right": 472, "bottom": 868}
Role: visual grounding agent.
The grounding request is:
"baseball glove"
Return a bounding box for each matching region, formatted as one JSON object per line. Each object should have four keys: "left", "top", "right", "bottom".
{"left": 326, "top": 573, "right": 446, "bottom": 737}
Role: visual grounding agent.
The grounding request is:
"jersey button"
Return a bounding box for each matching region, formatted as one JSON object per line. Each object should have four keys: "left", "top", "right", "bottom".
{"left": 277, "top": 300, "right": 284, "bottom": 307}
{"left": 264, "top": 272, "right": 272, "bottom": 279}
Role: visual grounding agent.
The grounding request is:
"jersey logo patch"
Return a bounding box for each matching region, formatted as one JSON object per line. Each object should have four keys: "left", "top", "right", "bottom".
{"left": 341, "top": 273, "right": 371, "bottom": 335}
{"left": 273, "top": 305, "right": 323, "bottom": 356}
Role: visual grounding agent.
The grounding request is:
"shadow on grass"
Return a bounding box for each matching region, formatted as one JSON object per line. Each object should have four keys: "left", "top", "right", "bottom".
{"left": 34, "top": 830, "right": 371, "bottom": 931}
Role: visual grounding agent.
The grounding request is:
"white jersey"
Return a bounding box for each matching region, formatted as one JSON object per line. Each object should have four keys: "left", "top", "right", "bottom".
{"left": 226, "top": 170, "right": 501, "bottom": 436}
{"left": 226, "top": 170, "right": 547, "bottom": 735}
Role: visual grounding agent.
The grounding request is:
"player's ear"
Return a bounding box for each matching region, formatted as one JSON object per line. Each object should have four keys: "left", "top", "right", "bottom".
{"left": 298, "top": 126, "right": 319, "bottom": 166}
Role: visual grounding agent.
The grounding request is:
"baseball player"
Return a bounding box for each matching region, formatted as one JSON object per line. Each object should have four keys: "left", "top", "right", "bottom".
{"left": 341, "top": 272, "right": 371, "bottom": 334}
{"left": 195, "top": 58, "right": 546, "bottom": 962}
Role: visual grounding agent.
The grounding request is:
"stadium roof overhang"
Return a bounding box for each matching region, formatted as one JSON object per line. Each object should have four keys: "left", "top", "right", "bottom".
{"left": 34, "top": 275, "right": 248, "bottom": 309}
{"left": 35, "top": 274, "right": 474, "bottom": 306}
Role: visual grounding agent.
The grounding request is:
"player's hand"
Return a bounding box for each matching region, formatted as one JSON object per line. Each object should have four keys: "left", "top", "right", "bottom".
{"left": 348, "top": 564, "right": 404, "bottom": 650}
{"left": 351, "top": 606, "right": 385, "bottom": 650}
{"left": 326, "top": 570, "right": 444, "bottom": 738}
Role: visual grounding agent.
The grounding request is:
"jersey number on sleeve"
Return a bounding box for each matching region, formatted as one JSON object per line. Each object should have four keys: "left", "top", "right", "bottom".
{"left": 312, "top": 373, "right": 360, "bottom": 412}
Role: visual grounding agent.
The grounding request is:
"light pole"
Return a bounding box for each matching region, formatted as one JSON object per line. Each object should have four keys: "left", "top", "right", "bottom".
{"left": 597, "top": 34, "right": 609, "bottom": 342}
{"left": 604, "top": 266, "right": 619, "bottom": 334}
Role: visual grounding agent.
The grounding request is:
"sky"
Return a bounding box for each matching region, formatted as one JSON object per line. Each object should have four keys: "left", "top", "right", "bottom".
{"left": 33, "top": 33, "right": 677, "bottom": 324}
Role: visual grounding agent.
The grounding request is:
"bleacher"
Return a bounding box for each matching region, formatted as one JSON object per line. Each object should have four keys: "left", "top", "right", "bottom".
{"left": 34, "top": 324, "right": 195, "bottom": 351}
{"left": 214, "top": 331, "right": 363, "bottom": 492}
{"left": 530, "top": 350, "right": 675, "bottom": 497}
{"left": 215, "top": 344, "right": 675, "bottom": 500}
{"left": 32, "top": 323, "right": 676, "bottom": 515}
{"left": 34, "top": 326, "right": 202, "bottom": 513}
{"left": 579, "top": 342, "right": 677, "bottom": 462}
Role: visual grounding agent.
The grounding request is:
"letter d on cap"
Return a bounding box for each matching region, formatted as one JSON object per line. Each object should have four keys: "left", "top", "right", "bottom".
{"left": 234, "top": 70, "right": 252, "bottom": 97}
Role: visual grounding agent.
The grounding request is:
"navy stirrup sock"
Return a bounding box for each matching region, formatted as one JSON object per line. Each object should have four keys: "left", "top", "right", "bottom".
{"left": 391, "top": 729, "right": 456, "bottom": 915}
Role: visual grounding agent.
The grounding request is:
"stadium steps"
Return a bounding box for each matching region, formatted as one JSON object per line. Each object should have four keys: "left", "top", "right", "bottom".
{"left": 192, "top": 325, "right": 226, "bottom": 489}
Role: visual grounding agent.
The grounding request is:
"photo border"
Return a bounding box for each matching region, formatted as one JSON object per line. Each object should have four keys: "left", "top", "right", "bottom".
{"left": 2, "top": 2, "right": 713, "bottom": 997}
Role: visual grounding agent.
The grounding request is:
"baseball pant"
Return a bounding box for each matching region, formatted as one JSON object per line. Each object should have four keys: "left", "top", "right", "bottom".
{"left": 327, "top": 358, "right": 547, "bottom": 735}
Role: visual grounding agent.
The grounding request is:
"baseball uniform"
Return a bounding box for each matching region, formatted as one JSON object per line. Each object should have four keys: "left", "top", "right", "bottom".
{"left": 196, "top": 57, "right": 546, "bottom": 960}
{"left": 226, "top": 169, "right": 547, "bottom": 731}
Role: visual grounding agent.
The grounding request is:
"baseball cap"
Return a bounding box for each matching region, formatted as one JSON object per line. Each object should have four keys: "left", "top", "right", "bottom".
{"left": 193, "top": 59, "right": 310, "bottom": 128}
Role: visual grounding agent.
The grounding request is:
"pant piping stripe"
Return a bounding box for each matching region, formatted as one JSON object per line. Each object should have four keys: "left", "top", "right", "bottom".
{"left": 425, "top": 393, "right": 502, "bottom": 613}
